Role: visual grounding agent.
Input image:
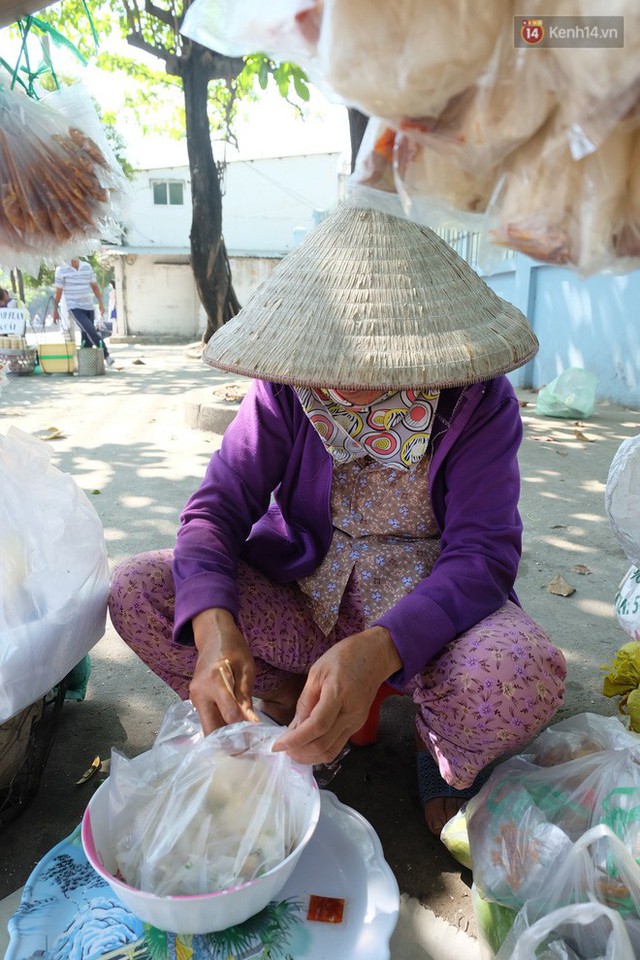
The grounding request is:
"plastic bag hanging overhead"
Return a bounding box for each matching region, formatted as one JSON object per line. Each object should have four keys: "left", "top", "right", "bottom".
{"left": 182, "top": 0, "right": 640, "bottom": 277}
{"left": 0, "top": 81, "right": 129, "bottom": 273}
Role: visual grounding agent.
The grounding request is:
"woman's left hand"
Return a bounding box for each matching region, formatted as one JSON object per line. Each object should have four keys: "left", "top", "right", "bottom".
{"left": 272, "top": 626, "right": 402, "bottom": 765}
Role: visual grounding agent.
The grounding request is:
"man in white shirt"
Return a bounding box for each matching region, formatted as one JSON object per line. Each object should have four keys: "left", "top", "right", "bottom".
{"left": 52, "top": 259, "right": 114, "bottom": 367}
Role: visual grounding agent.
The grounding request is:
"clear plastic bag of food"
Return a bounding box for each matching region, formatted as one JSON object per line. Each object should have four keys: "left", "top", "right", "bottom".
{"left": 494, "top": 826, "right": 640, "bottom": 959}
{"left": 544, "top": 0, "right": 640, "bottom": 161}
{"left": 466, "top": 716, "right": 640, "bottom": 911}
{"left": 397, "top": 10, "right": 555, "bottom": 178}
{"left": 0, "top": 81, "right": 128, "bottom": 272}
{"left": 109, "top": 700, "right": 314, "bottom": 896}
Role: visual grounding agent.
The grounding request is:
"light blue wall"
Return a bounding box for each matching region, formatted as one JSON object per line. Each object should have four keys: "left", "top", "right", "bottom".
{"left": 481, "top": 256, "right": 640, "bottom": 407}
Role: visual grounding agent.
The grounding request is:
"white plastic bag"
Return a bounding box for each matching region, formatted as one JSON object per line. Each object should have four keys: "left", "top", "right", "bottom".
{"left": 504, "top": 903, "right": 635, "bottom": 960}
{"left": 109, "top": 701, "right": 313, "bottom": 896}
{"left": 0, "top": 427, "right": 109, "bottom": 722}
{"left": 605, "top": 434, "right": 640, "bottom": 566}
{"left": 613, "top": 568, "right": 640, "bottom": 640}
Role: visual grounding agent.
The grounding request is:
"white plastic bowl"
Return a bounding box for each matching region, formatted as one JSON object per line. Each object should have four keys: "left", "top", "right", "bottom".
{"left": 81, "top": 763, "right": 320, "bottom": 934}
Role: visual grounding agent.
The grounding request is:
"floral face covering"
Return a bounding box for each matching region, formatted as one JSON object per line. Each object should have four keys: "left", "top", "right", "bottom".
{"left": 295, "top": 386, "right": 440, "bottom": 470}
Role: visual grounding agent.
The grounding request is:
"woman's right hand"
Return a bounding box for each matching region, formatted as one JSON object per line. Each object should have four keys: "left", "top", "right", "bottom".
{"left": 189, "top": 608, "right": 259, "bottom": 735}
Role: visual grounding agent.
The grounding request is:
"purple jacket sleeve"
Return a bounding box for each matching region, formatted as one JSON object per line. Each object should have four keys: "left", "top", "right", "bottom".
{"left": 172, "top": 379, "right": 295, "bottom": 641}
{"left": 376, "top": 381, "right": 524, "bottom": 687}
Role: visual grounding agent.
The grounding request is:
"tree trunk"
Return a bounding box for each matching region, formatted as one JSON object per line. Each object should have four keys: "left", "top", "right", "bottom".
{"left": 348, "top": 107, "right": 369, "bottom": 173}
{"left": 181, "top": 41, "right": 240, "bottom": 341}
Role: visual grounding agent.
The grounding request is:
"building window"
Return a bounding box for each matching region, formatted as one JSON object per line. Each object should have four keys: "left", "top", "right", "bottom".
{"left": 152, "top": 181, "right": 184, "bottom": 205}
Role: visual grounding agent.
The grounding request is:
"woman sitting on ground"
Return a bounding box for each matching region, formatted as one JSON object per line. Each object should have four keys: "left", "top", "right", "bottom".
{"left": 109, "top": 202, "right": 567, "bottom": 836}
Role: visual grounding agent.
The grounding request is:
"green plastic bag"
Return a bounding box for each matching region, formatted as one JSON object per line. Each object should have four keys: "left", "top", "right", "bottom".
{"left": 536, "top": 368, "right": 597, "bottom": 419}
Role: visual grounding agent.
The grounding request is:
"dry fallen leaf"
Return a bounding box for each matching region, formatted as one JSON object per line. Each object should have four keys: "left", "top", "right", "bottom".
{"left": 547, "top": 575, "right": 576, "bottom": 597}
{"left": 571, "top": 564, "right": 592, "bottom": 575}
{"left": 76, "top": 755, "right": 101, "bottom": 786}
{"left": 33, "top": 426, "right": 64, "bottom": 440}
{"left": 573, "top": 429, "right": 596, "bottom": 442}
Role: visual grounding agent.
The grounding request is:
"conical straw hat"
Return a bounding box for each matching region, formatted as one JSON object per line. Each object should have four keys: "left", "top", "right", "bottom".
{"left": 203, "top": 201, "right": 538, "bottom": 390}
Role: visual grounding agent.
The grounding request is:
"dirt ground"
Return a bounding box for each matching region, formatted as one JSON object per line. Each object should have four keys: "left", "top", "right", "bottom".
{"left": 1, "top": 340, "right": 637, "bottom": 944}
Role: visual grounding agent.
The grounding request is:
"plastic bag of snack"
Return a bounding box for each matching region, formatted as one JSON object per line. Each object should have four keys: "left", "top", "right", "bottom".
{"left": 614, "top": 132, "right": 640, "bottom": 260}
{"left": 494, "top": 825, "right": 640, "bottom": 959}
{"left": 466, "top": 718, "right": 640, "bottom": 910}
{"left": 544, "top": 0, "right": 640, "bottom": 161}
{"left": 0, "top": 81, "right": 127, "bottom": 271}
{"left": 398, "top": 14, "right": 555, "bottom": 177}
{"left": 316, "top": 0, "right": 509, "bottom": 124}
{"left": 109, "top": 700, "right": 314, "bottom": 897}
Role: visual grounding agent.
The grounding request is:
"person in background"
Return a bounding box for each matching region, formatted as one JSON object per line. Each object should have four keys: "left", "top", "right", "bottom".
{"left": 52, "top": 259, "right": 114, "bottom": 367}
{"left": 0, "top": 288, "right": 17, "bottom": 308}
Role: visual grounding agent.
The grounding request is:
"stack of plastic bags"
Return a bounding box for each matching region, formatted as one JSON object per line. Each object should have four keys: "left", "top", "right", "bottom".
{"left": 462, "top": 712, "right": 640, "bottom": 958}
{"left": 181, "top": 0, "right": 640, "bottom": 276}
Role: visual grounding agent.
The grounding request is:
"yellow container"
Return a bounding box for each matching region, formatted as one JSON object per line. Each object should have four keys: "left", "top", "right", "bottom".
{"left": 39, "top": 342, "right": 75, "bottom": 374}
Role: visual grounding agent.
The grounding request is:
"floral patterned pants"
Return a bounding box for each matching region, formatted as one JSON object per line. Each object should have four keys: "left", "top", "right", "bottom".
{"left": 109, "top": 549, "right": 566, "bottom": 788}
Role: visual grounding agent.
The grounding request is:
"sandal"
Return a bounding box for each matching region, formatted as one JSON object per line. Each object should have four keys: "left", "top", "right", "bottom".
{"left": 417, "top": 751, "right": 490, "bottom": 837}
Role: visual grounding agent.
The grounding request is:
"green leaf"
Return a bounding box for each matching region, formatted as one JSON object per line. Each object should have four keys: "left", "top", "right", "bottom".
{"left": 258, "top": 58, "right": 269, "bottom": 89}
{"left": 293, "top": 74, "right": 310, "bottom": 101}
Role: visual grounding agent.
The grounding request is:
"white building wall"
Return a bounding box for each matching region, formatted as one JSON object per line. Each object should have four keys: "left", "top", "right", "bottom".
{"left": 222, "top": 154, "right": 344, "bottom": 254}
{"left": 114, "top": 256, "right": 201, "bottom": 338}
{"left": 124, "top": 167, "right": 193, "bottom": 248}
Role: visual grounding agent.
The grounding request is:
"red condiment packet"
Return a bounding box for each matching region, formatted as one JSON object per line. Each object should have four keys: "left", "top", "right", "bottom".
{"left": 307, "top": 894, "right": 345, "bottom": 924}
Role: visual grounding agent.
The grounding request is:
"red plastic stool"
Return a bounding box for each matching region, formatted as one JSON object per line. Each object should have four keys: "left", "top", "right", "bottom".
{"left": 350, "top": 681, "right": 403, "bottom": 746}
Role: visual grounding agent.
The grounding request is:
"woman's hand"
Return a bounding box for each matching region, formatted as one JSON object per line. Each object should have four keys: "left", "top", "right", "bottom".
{"left": 272, "top": 626, "right": 402, "bottom": 765}
{"left": 189, "top": 608, "right": 260, "bottom": 735}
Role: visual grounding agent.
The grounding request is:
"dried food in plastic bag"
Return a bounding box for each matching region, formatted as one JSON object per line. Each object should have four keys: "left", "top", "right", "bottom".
{"left": 394, "top": 130, "right": 495, "bottom": 217}
{"left": 316, "top": 0, "right": 509, "bottom": 123}
{"left": 466, "top": 719, "right": 640, "bottom": 909}
{"left": 544, "top": 0, "right": 640, "bottom": 161}
{"left": 109, "top": 700, "right": 315, "bottom": 897}
{"left": 0, "top": 427, "right": 109, "bottom": 722}
{"left": 524, "top": 712, "right": 639, "bottom": 767}
{"left": 349, "top": 120, "right": 491, "bottom": 237}
{"left": 494, "top": 827, "right": 640, "bottom": 959}
{"left": 0, "top": 81, "right": 128, "bottom": 271}
{"left": 398, "top": 20, "right": 555, "bottom": 177}
{"left": 605, "top": 434, "right": 640, "bottom": 565}
{"left": 614, "top": 131, "right": 640, "bottom": 260}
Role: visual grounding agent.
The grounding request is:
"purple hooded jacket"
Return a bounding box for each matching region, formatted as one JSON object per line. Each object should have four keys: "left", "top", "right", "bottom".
{"left": 173, "top": 375, "right": 523, "bottom": 688}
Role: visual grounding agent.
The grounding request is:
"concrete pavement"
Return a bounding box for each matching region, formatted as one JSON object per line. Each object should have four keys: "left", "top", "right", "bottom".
{"left": 1, "top": 338, "right": 637, "bottom": 958}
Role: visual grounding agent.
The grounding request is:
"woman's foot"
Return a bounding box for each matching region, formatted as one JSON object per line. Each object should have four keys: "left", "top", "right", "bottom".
{"left": 417, "top": 751, "right": 471, "bottom": 835}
